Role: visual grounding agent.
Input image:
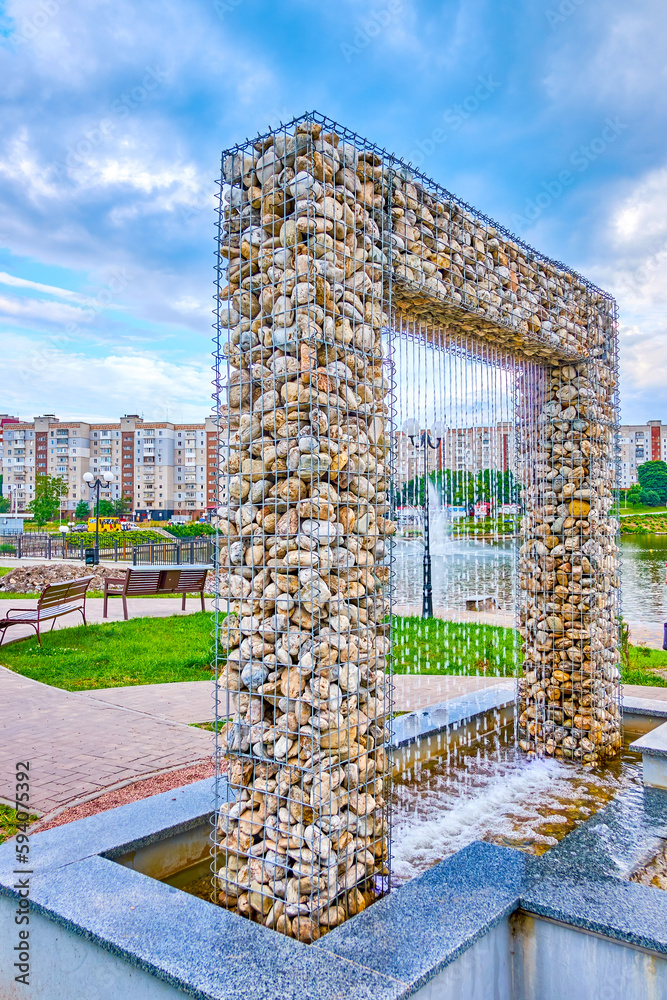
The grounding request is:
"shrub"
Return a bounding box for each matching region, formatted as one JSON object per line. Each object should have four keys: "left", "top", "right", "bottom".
{"left": 0, "top": 543, "right": 16, "bottom": 554}
{"left": 164, "top": 523, "right": 215, "bottom": 537}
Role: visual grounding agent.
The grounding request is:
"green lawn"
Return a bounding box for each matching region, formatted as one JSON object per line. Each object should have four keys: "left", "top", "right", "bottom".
{"left": 0, "top": 611, "right": 664, "bottom": 693}
{"left": 391, "top": 616, "right": 521, "bottom": 676}
{"left": 0, "top": 612, "right": 214, "bottom": 690}
{"left": 619, "top": 506, "right": 667, "bottom": 517}
{"left": 624, "top": 644, "right": 667, "bottom": 687}
{"left": 0, "top": 804, "right": 39, "bottom": 844}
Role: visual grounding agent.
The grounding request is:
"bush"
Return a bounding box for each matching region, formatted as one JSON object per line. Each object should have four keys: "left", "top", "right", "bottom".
{"left": 64, "top": 530, "right": 165, "bottom": 547}
{"left": 164, "top": 523, "right": 215, "bottom": 537}
{"left": 640, "top": 489, "right": 662, "bottom": 507}
{"left": 0, "top": 543, "right": 16, "bottom": 554}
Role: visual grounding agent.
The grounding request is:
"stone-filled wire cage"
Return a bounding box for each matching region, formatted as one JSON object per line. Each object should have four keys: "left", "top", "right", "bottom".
{"left": 211, "top": 110, "right": 621, "bottom": 941}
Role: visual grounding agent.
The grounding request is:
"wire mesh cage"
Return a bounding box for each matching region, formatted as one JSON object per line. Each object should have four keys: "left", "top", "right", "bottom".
{"left": 211, "top": 111, "right": 621, "bottom": 939}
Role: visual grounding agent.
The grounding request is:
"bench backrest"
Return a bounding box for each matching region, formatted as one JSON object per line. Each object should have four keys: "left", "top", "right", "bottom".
{"left": 38, "top": 576, "right": 93, "bottom": 612}
{"left": 123, "top": 567, "right": 208, "bottom": 595}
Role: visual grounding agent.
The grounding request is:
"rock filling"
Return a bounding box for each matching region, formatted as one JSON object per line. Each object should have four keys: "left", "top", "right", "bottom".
{"left": 214, "top": 114, "right": 621, "bottom": 938}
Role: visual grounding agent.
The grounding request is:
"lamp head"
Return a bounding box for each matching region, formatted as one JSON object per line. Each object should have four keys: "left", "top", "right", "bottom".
{"left": 402, "top": 418, "right": 420, "bottom": 440}
{"left": 103, "top": 472, "right": 115, "bottom": 483}
{"left": 83, "top": 472, "right": 94, "bottom": 484}
{"left": 431, "top": 420, "right": 446, "bottom": 441}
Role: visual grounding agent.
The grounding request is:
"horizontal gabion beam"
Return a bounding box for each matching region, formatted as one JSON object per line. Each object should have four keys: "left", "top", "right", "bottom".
{"left": 213, "top": 110, "right": 620, "bottom": 940}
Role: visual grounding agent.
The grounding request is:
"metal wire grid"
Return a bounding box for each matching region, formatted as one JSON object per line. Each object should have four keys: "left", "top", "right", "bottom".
{"left": 211, "top": 111, "right": 621, "bottom": 934}
{"left": 516, "top": 346, "right": 622, "bottom": 762}
{"left": 213, "top": 122, "right": 393, "bottom": 940}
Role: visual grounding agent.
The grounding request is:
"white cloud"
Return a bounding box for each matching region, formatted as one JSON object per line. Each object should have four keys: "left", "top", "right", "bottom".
{"left": 0, "top": 271, "right": 86, "bottom": 300}
{"left": 0, "top": 292, "right": 93, "bottom": 325}
{"left": 2, "top": 335, "right": 212, "bottom": 422}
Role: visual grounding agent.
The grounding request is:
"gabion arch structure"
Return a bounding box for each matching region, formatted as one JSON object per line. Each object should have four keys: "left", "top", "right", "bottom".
{"left": 213, "top": 111, "right": 621, "bottom": 940}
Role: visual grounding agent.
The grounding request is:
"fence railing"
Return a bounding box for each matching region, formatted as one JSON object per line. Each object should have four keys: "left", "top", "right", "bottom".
{"left": 0, "top": 534, "right": 216, "bottom": 566}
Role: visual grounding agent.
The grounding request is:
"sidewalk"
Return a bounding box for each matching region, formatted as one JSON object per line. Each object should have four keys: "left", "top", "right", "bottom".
{"left": 0, "top": 666, "right": 213, "bottom": 815}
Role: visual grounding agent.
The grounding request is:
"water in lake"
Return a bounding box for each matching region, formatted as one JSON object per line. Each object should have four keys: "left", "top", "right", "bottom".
{"left": 392, "top": 533, "right": 667, "bottom": 625}
{"left": 619, "top": 534, "right": 667, "bottom": 625}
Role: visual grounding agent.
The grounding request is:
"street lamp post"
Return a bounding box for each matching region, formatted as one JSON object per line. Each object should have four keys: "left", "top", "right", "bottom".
{"left": 83, "top": 471, "right": 114, "bottom": 565}
{"left": 403, "top": 419, "right": 445, "bottom": 619}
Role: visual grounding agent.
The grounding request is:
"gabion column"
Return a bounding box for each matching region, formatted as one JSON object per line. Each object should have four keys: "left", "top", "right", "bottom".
{"left": 213, "top": 112, "right": 623, "bottom": 939}
{"left": 517, "top": 299, "right": 622, "bottom": 763}
{"left": 214, "top": 119, "right": 393, "bottom": 940}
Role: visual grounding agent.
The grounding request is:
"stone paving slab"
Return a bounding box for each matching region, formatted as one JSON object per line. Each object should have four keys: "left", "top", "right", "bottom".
{"left": 79, "top": 680, "right": 215, "bottom": 724}
{"left": 0, "top": 665, "right": 212, "bottom": 814}
{"left": 77, "top": 675, "right": 513, "bottom": 720}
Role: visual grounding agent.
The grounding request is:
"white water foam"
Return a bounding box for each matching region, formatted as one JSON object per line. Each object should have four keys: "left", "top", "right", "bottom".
{"left": 391, "top": 750, "right": 633, "bottom": 883}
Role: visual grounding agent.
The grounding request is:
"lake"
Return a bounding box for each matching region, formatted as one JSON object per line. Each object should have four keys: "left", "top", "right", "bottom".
{"left": 392, "top": 533, "right": 667, "bottom": 626}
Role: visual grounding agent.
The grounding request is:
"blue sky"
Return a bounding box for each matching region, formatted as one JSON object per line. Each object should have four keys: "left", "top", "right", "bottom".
{"left": 0, "top": 0, "right": 665, "bottom": 423}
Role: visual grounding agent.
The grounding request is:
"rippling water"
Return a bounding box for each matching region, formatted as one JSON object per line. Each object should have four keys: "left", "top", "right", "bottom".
{"left": 619, "top": 534, "right": 667, "bottom": 625}
{"left": 391, "top": 714, "right": 643, "bottom": 884}
{"left": 392, "top": 533, "right": 667, "bottom": 624}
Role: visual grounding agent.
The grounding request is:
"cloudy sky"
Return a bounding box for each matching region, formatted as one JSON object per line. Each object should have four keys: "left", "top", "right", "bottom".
{"left": 0, "top": 0, "right": 665, "bottom": 423}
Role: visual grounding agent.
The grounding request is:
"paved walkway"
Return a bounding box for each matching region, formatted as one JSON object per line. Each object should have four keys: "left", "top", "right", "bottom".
{"left": 0, "top": 666, "right": 213, "bottom": 816}
{"left": 79, "top": 680, "right": 215, "bottom": 724}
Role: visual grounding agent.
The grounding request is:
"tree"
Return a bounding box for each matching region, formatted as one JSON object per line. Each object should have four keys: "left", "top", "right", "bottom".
{"left": 113, "top": 495, "right": 132, "bottom": 517}
{"left": 627, "top": 484, "right": 643, "bottom": 507}
{"left": 637, "top": 461, "right": 667, "bottom": 504}
{"left": 27, "top": 475, "right": 68, "bottom": 526}
{"left": 96, "top": 499, "right": 116, "bottom": 517}
{"left": 0, "top": 496, "right": 10, "bottom": 513}
{"left": 640, "top": 489, "right": 662, "bottom": 508}
{"left": 75, "top": 500, "right": 90, "bottom": 520}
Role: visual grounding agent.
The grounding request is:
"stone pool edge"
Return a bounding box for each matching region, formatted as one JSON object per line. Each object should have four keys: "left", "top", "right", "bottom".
{"left": 3, "top": 703, "right": 667, "bottom": 998}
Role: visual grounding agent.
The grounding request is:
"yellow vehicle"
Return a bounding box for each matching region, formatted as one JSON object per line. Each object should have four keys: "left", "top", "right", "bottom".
{"left": 87, "top": 517, "right": 121, "bottom": 533}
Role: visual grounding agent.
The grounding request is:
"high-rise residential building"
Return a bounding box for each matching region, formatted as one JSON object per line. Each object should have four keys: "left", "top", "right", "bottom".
{"left": 619, "top": 420, "right": 667, "bottom": 488}
{"left": 0, "top": 413, "right": 218, "bottom": 519}
{"left": 395, "top": 422, "right": 512, "bottom": 488}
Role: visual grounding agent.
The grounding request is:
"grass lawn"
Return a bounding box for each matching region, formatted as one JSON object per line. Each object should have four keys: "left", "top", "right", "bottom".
{"left": 450, "top": 516, "right": 520, "bottom": 537}
{"left": 0, "top": 589, "right": 213, "bottom": 600}
{"left": 0, "top": 612, "right": 214, "bottom": 691}
{"left": 624, "top": 644, "right": 667, "bottom": 687}
{"left": 620, "top": 513, "right": 667, "bottom": 534}
{"left": 0, "top": 611, "right": 664, "bottom": 693}
{"left": 0, "top": 804, "right": 39, "bottom": 845}
{"left": 391, "top": 616, "right": 521, "bottom": 676}
{"left": 619, "top": 506, "right": 667, "bottom": 517}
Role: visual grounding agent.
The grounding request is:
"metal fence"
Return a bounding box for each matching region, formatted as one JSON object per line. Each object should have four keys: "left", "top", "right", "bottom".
{"left": 0, "top": 534, "right": 216, "bottom": 565}
{"left": 131, "top": 539, "right": 215, "bottom": 565}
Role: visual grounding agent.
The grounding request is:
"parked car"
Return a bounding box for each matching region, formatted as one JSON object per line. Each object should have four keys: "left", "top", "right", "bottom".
{"left": 71, "top": 524, "right": 89, "bottom": 533}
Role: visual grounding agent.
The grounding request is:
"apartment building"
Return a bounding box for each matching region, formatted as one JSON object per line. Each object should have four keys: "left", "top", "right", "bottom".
{"left": 395, "top": 422, "right": 512, "bottom": 486}
{"left": 619, "top": 420, "right": 667, "bottom": 488}
{"left": 1, "top": 414, "right": 218, "bottom": 519}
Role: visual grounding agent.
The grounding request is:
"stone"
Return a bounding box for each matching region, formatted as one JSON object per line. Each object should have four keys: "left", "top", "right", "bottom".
{"left": 218, "top": 117, "right": 620, "bottom": 943}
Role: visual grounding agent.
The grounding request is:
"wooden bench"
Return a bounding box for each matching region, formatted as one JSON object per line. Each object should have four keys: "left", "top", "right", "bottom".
{"left": 0, "top": 576, "right": 93, "bottom": 646}
{"left": 103, "top": 564, "right": 211, "bottom": 620}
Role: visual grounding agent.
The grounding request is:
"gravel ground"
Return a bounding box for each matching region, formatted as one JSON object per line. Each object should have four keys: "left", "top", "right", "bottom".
{"left": 30, "top": 760, "right": 221, "bottom": 834}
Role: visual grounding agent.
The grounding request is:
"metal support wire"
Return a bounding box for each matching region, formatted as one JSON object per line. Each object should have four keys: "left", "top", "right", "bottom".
{"left": 211, "top": 110, "right": 621, "bottom": 938}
